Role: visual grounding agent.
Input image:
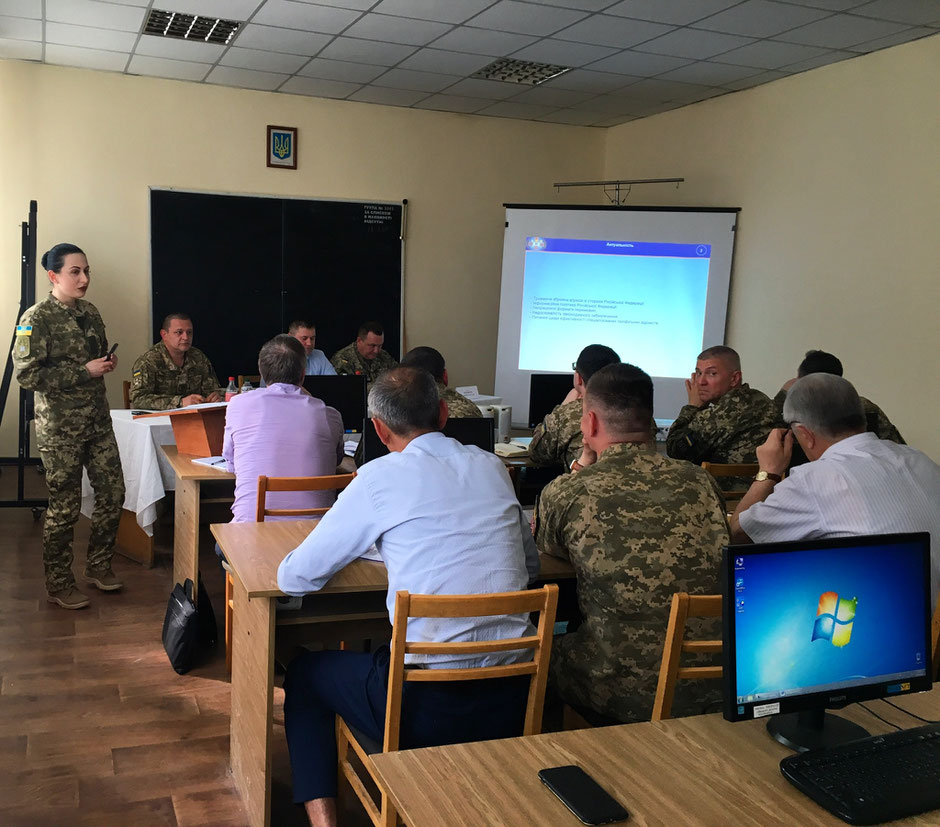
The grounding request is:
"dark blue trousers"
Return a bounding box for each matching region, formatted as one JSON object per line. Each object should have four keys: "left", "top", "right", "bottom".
{"left": 283, "top": 646, "right": 530, "bottom": 803}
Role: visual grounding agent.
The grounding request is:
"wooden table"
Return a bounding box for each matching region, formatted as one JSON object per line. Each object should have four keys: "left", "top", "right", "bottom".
{"left": 371, "top": 689, "right": 940, "bottom": 826}
{"left": 211, "top": 518, "right": 576, "bottom": 827}
{"left": 162, "top": 445, "right": 235, "bottom": 601}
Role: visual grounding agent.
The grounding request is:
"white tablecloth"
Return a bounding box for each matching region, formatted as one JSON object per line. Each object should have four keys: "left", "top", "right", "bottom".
{"left": 80, "top": 410, "right": 177, "bottom": 535}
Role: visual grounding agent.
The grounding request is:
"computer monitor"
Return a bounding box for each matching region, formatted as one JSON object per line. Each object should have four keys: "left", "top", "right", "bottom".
{"left": 360, "top": 417, "right": 496, "bottom": 465}
{"left": 722, "top": 533, "right": 933, "bottom": 752}
{"left": 303, "top": 375, "right": 367, "bottom": 433}
{"left": 528, "top": 374, "right": 573, "bottom": 428}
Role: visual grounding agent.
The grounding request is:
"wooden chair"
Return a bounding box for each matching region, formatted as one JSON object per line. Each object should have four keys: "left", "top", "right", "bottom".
{"left": 337, "top": 584, "right": 559, "bottom": 827}
{"left": 122, "top": 380, "right": 131, "bottom": 409}
{"left": 224, "top": 472, "right": 356, "bottom": 674}
{"left": 701, "top": 462, "right": 760, "bottom": 505}
{"left": 651, "top": 592, "right": 723, "bottom": 721}
{"left": 237, "top": 374, "right": 261, "bottom": 390}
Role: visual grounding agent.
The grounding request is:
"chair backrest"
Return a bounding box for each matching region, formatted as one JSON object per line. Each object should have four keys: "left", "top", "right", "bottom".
{"left": 255, "top": 473, "right": 355, "bottom": 522}
{"left": 122, "top": 380, "right": 131, "bottom": 409}
{"left": 651, "top": 592, "right": 723, "bottom": 721}
{"left": 383, "top": 585, "right": 559, "bottom": 752}
{"left": 238, "top": 374, "right": 261, "bottom": 390}
{"left": 701, "top": 462, "right": 760, "bottom": 504}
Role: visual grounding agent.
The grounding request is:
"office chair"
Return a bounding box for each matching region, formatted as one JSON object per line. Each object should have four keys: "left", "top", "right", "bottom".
{"left": 701, "top": 462, "right": 761, "bottom": 506}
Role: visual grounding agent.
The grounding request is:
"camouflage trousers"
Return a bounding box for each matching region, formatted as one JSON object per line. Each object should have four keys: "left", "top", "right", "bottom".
{"left": 39, "top": 429, "right": 125, "bottom": 592}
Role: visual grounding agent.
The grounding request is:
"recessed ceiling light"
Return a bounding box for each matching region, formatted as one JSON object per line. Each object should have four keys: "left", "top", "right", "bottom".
{"left": 471, "top": 58, "right": 571, "bottom": 86}
{"left": 143, "top": 8, "right": 241, "bottom": 45}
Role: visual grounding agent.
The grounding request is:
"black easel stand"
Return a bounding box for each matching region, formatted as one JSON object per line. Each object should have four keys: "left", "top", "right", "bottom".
{"left": 0, "top": 200, "right": 47, "bottom": 517}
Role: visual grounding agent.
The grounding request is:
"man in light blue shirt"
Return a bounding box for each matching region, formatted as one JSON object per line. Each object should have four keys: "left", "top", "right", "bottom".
{"left": 278, "top": 366, "right": 538, "bottom": 827}
{"left": 288, "top": 320, "right": 336, "bottom": 376}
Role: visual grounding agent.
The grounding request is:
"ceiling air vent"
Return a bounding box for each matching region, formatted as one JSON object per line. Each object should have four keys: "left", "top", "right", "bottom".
{"left": 471, "top": 57, "right": 571, "bottom": 86}
{"left": 143, "top": 8, "right": 241, "bottom": 45}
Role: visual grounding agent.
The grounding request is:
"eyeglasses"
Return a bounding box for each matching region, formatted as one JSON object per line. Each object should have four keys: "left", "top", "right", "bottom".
{"left": 571, "top": 361, "right": 578, "bottom": 371}
{"left": 784, "top": 421, "right": 802, "bottom": 430}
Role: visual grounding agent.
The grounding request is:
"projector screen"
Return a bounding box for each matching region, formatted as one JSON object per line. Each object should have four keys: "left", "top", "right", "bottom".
{"left": 495, "top": 205, "right": 739, "bottom": 427}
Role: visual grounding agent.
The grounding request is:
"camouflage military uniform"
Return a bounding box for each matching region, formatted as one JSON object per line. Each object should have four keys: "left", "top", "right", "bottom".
{"left": 330, "top": 342, "right": 398, "bottom": 385}
{"left": 536, "top": 441, "right": 729, "bottom": 723}
{"left": 666, "top": 384, "right": 780, "bottom": 490}
{"left": 440, "top": 384, "right": 482, "bottom": 419}
{"left": 529, "top": 398, "right": 583, "bottom": 470}
{"left": 773, "top": 388, "right": 904, "bottom": 444}
{"left": 129, "top": 343, "right": 220, "bottom": 410}
{"left": 13, "top": 295, "right": 125, "bottom": 593}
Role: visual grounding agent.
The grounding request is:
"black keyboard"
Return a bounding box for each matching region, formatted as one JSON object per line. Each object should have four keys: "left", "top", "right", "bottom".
{"left": 780, "top": 722, "right": 940, "bottom": 825}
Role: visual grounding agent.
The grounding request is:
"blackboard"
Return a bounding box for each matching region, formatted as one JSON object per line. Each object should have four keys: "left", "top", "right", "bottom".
{"left": 150, "top": 189, "right": 403, "bottom": 383}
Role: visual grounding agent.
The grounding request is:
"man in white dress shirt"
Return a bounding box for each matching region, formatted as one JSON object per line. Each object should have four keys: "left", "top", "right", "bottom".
{"left": 731, "top": 373, "right": 940, "bottom": 604}
{"left": 277, "top": 366, "right": 539, "bottom": 827}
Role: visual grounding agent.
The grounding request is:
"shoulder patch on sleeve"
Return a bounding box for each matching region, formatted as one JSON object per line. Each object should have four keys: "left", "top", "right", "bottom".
{"left": 133, "top": 369, "right": 142, "bottom": 378}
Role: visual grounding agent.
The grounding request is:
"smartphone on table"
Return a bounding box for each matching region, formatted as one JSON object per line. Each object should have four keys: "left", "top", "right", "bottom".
{"left": 538, "top": 765, "right": 629, "bottom": 825}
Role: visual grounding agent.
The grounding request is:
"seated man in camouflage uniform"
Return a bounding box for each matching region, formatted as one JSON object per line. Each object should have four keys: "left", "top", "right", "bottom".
{"left": 529, "top": 344, "right": 619, "bottom": 471}
{"left": 129, "top": 313, "right": 221, "bottom": 409}
{"left": 773, "top": 349, "right": 904, "bottom": 444}
{"left": 400, "top": 346, "right": 481, "bottom": 419}
{"left": 536, "top": 363, "right": 729, "bottom": 724}
{"left": 330, "top": 321, "right": 398, "bottom": 385}
{"left": 666, "top": 345, "right": 779, "bottom": 483}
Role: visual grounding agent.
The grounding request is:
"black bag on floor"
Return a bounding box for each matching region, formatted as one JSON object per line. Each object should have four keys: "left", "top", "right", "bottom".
{"left": 162, "top": 577, "right": 217, "bottom": 674}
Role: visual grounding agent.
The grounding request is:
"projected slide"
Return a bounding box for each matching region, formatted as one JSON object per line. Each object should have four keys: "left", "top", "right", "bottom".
{"left": 519, "top": 237, "right": 710, "bottom": 377}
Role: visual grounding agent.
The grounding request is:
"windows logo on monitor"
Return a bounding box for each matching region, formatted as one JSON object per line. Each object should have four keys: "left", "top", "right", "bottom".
{"left": 812, "top": 591, "right": 857, "bottom": 648}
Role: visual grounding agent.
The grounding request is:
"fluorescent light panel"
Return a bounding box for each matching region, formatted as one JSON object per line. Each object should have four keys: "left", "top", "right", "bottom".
{"left": 144, "top": 9, "right": 241, "bottom": 45}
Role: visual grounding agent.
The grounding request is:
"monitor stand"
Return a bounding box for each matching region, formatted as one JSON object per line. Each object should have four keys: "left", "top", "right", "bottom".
{"left": 767, "top": 709, "right": 870, "bottom": 752}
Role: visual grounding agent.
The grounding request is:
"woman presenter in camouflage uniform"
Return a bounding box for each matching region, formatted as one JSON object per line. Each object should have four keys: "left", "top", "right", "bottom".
{"left": 13, "top": 243, "right": 125, "bottom": 609}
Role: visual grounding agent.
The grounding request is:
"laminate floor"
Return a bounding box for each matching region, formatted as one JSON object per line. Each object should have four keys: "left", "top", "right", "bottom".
{"left": 0, "top": 467, "right": 371, "bottom": 826}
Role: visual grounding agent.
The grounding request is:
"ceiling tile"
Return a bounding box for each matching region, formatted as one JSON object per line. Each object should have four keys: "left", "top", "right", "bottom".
{"left": 220, "top": 46, "right": 311, "bottom": 73}
{"left": 777, "top": 13, "right": 910, "bottom": 48}
{"left": 45, "top": 21, "right": 137, "bottom": 51}
{"left": 853, "top": 0, "right": 940, "bottom": 24}
{"left": 588, "top": 49, "right": 693, "bottom": 75}
{"left": 128, "top": 54, "right": 212, "bottom": 81}
{"left": 412, "top": 92, "right": 490, "bottom": 112}
{"left": 0, "top": 14, "right": 42, "bottom": 40}
{"left": 372, "top": 67, "right": 461, "bottom": 91}
{"left": 342, "top": 13, "right": 453, "bottom": 46}
{"left": 3, "top": 0, "right": 41, "bottom": 19}
{"left": 535, "top": 108, "right": 609, "bottom": 125}
{"left": 476, "top": 99, "right": 559, "bottom": 118}
{"left": 205, "top": 65, "right": 289, "bottom": 90}
{"left": 777, "top": 0, "right": 875, "bottom": 9}
{"left": 233, "top": 24, "right": 331, "bottom": 56}
{"left": 604, "top": 0, "right": 741, "bottom": 25}
{"left": 544, "top": 67, "right": 637, "bottom": 91}
{"left": 510, "top": 38, "right": 620, "bottom": 66}
{"left": 634, "top": 28, "right": 755, "bottom": 59}
{"left": 0, "top": 36, "right": 42, "bottom": 59}
{"left": 280, "top": 74, "right": 361, "bottom": 96}
{"left": 45, "top": 0, "right": 145, "bottom": 31}
{"left": 537, "top": 0, "right": 622, "bottom": 9}
{"left": 780, "top": 49, "right": 856, "bottom": 70}
{"left": 723, "top": 67, "right": 789, "bottom": 89}
{"left": 318, "top": 36, "right": 418, "bottom": 64}
{"left": 292, "top": 0, "right": 374, "bottom": 9}
{"left": 850, "top": 26, "right": 938, "bottom": 52}
{"left": 694, "top": 1, "right": 833, "bottom": 38}
{"left": 568, "top": 93, "right": 642, "bottom": 113}
{"left": 45, "top": 42, "right": 129, "bottom": 70}
{"left": 104, "top": 0, "right": 156, "bottom": 5}
{"left": 299, "top": 57, "right": 386, "bottom": 81}
{"left": 555, "top": 14, "right": 673, "bottom": 48}
{"left": 656, "top": 59, "right": 764, "bottom": 86}
{"left": 509, "top": 84, "right": 598, "bottom": 106}
{"left": 670, "top": 85, "right": 728, "bottom": 103}
{"left": 716, "top": 39, "right": 830, "bottom": 67}
{"left": 372, "top": 0, "right": 495, "bottom": 24}
{"left": 466, "top": 1, "right": 588, "bottom": 37}
{"left": 429, "top": 26, "right": 538, "bottom": 56}
{"left": 252, "top": 1, "right": 363, "bottom": 34}
{"left": 398, "top": 47, "right": 492, "bottom": 74}
{"left": 135, "top": 35, "right": 226, "bottom": 62}
{"left": 606, "top": 77, "right": 704, "bottom": 101}
{"left": 160, "top": 0, "right": 261, "bottom": 17}
{"left": 443, "top": 77, "right": 522, "bottom": 99}
{"left": 347, "top": 85, "right": 429, "bottom": 105}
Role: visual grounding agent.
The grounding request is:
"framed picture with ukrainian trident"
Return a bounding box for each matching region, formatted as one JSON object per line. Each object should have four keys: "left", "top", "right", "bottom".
{"left": 267, "top": 125, "right": 297, "bottom": 169}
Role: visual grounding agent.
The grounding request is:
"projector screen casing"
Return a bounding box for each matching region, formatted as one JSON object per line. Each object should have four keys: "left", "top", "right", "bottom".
{"left": 495, "top": 205, "right": 740, "bottom": 427}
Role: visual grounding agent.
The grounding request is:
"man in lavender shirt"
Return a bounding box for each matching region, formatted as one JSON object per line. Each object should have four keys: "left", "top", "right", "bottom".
{"left": 222, "top": 335, "right": 344, "bottom": 523}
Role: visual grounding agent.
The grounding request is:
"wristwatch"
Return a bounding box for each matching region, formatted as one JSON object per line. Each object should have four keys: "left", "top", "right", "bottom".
{"left": 753, "top": 470, "right": 782, "bottom": 483}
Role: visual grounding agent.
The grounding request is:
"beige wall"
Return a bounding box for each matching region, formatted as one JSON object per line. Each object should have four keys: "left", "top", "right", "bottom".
{"left": 0, "top": 59, "right": 604, "bottom": 454}
{"left": 604, "top": 34, "right": 940, "bottom": 459}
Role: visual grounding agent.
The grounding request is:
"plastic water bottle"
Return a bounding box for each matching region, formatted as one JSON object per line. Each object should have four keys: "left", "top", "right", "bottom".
{"left": 240, "top": 379, "right": 254, "bottom": 394}
{"left": 224, "top": 377, "right": 238, "bottom": 402}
